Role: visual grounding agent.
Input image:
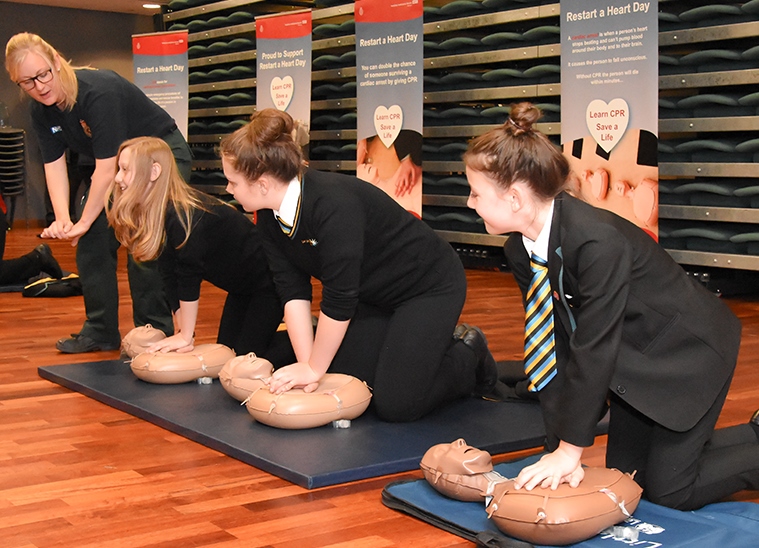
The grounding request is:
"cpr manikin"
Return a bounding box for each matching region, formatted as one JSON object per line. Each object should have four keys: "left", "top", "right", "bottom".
{"left": 420, "top": 439, "right": 642, "bottom": 545}
{"left": 219, "top": 353, "right": 372, "bottom": 429}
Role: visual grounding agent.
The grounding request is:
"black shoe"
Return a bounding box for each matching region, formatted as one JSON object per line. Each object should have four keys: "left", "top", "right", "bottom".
{"left": 750, "top": 409, "right": 759, "bottom": 440}
{"left": 453, "top": 323, "right": 470, "bottom": 340}
{"left": 35, "top": 244, "right": 63, "bottom": 279}
{"left": 461, "top": 326, "right": 498, "bottom": 397}
{"left": 56, "top": 334, "right": 120, "bottom": 354}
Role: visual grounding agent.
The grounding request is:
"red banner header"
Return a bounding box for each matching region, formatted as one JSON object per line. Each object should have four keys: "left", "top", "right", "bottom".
{"left": 257, "top": 10, "right": 312, "bottom": 39}
{"left": 132, "top": 31, "right": 188, "bottom": 56}
{"left": 355, "top": 0, "right": 422, "bottom": 23}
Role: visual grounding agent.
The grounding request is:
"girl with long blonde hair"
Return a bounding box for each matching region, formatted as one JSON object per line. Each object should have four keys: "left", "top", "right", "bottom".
{"left": 108, "top": 137, "right": 201, "bottom": 263}
{"left": 108, "top": 137, "right": 287, "bottom": 361}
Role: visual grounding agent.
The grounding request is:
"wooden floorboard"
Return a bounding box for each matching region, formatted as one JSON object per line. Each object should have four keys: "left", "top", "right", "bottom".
{"left": 0, "top": 226, "right": 757, "bottom": 547}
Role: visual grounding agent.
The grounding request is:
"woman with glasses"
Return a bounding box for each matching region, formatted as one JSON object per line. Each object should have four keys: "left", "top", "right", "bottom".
{"left": 4, "top": 32, "right": 191, "bottom": 353}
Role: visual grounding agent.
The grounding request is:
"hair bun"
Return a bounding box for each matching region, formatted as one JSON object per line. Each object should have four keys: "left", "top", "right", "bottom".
{"left": 507, "top": 102, "right": 541, "bottom": 134}
{"left": 249, "top": 109, "right": 294, "bottom": 145}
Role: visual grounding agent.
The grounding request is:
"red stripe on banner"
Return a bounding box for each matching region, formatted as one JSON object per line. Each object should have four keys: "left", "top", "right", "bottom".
{"left": 132, "top": 31, "right": 189, "bottom": 56}
{"left": 355, "top": 0, "right": 422, "bottom": 23}
{"left": 256, "top": 10, "right": 312, "bottom": 39}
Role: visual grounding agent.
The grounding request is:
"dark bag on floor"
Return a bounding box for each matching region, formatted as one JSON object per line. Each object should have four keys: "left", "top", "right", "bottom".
{"left": 23, "top": 273, "right": 83, "bottom": 298}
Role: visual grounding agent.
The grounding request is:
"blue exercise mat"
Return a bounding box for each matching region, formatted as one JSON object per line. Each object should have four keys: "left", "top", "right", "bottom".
{"left": 382, "top": 455, "right": 759, "bottom": 547}
{"left": 38, "top": 359, "right": 548, "bottom": 489}
{"left": 0, "top": 282, "right": 23, "bottom": 292}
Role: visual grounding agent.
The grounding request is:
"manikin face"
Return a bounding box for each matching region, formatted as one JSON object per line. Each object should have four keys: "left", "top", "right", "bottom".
{"left": 466, "top": 167, "right": 519, "bottom": 235}
{"left": 115, "top": 147, "right": 136, "bottom": 192}
{"left": 222, "top": 156, "right": 266, "bottom": 212}
{"left": 14, "top": 51, "right": 64, "bottom": 109}
{"left": 422, "top": 438, "right": 492, "bottom": 474}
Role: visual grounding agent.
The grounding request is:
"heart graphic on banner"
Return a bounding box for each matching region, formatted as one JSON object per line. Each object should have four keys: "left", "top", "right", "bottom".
{"left": 270, "top": 76, "right": 294, "bottom": 111}
{"left": 586, "top": 98, "right": 629, "bottom": 153}
{"left": 374, "top": 105, "right": 403, "bottom": 148}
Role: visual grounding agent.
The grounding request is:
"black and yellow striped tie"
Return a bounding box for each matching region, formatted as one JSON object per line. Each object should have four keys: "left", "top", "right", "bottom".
{"left": 275, "top": 214, "right": 293, "bottom": 236}
{"left": 524, "top": 254, "right": 557, "bottom": 391}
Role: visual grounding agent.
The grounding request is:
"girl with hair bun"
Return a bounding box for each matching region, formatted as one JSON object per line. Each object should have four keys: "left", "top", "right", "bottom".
{"left": 219, "top": 108, "right": 498, "bottom": 422}
{"left": 464, "top": 102, "right": 758, "bottom": 510}
{"left": 107, "top": 137, "right": 286, "bottom": 361}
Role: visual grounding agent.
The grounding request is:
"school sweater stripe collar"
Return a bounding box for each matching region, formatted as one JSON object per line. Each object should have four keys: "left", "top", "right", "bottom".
{"left": 273, "top": 175, "right": 303, "bottom": 238}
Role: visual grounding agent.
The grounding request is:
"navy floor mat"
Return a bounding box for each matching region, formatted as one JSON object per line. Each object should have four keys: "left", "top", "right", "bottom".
{"left": 39, "top": 359, "right": 547, "bottom": 489}
{"left": 383, "top": 455, "right": 759, "bottom": 547}
{"left": 0, "top": 282, "right": 23, "bottom": 293}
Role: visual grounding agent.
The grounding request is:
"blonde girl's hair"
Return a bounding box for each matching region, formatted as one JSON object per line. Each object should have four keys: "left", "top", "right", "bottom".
{"left": 219, "top": 108, "right": 304, "bottom": 183}
{"left": 107, "top": 137, "right": 205, "bottom": 262}
{"left": 5, "top": 32, "right": 85, "bottom": 111}
{"left": 462, "top": 102, "right": 569, "bottom": 200}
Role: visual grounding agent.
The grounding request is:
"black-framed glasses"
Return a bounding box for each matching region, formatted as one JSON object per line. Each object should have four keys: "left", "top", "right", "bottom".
{"left": 16, "top": 68, "right": 54, "bottom": 91}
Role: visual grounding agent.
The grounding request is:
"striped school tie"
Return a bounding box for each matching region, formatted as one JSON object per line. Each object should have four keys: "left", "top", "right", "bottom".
{"left": 275, "top": 214, "right": 293, "bottom": 236}
{"left": 524, "top": 254, "right": 557, "bottom": 391}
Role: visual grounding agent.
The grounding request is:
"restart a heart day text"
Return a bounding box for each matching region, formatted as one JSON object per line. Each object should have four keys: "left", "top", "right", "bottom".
{"left": 259, "top": 49, "right": 307, "bottom": 70}
{"left": 566, "top": 1, "right": 651, "bottom": 21}
{"left": 358, "top": 33, "right": 420, "bottom": 47}
{"left": 136, "top": 64, "right": 185, "bottom": 74}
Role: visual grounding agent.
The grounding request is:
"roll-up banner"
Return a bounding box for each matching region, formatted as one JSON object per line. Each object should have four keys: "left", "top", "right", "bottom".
{"left": 256, "top": 10, "right": 313, "bottom": 149}
{"left": 132, "top": 30, "right": 189, "bottom": 139}
{"left": 561, "top": 1, "right": 659, "bottom": 240}
{"left": 355, "top": 0, "right": 423, "bottom": 217}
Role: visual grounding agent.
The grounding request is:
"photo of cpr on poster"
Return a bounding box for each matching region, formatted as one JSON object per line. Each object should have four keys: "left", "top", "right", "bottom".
{"left": 561, "top": 0, "right": 659, "bottom": 239}
{"left": 256, "top": 10, "right": 312, "bottom": 148}
{"left": 356, "top": 0, "right": 423, "bottom": 217}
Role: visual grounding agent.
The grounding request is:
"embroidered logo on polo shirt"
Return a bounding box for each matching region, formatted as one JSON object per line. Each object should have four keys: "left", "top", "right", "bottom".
{"left": 51, "top": 126, "right": 62, "bottom": 134}
{"left": 301, "top": 238, "right": 318, "bottom": 246}
{"left": 79, "top": 119, "right": 92, "bottom": 137}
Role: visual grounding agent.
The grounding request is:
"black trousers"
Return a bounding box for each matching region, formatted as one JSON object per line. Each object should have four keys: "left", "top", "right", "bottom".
{"left": 606, "top": 372, "right": 759, "bottom": 510}
{"left": 327, "top": 261, "right": 478, "bottom": 422}
{"left": 76, "top": 211, "right": 174, "bottom": 345}
{"left": 217, "top": 286, "right": 287, "bottom": 363}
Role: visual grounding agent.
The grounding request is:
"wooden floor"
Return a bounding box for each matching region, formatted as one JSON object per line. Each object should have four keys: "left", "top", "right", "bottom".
{"left": 1, "top": 226, "right": 757, "bottom": 547}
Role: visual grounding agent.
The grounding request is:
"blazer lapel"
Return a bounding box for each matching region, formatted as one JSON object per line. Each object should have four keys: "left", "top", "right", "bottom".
{"left": 549, "top": 196, "right": 577, "bottom": 334}
{"left": 505, "top": 236, "right": 532, "bottom": 299}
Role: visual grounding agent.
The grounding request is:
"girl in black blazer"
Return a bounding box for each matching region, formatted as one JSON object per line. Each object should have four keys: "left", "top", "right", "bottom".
{"left": 217, "top": 108, "right": 497, "bottom": 422}
{"left": 463, "top": 102, "right": 759, "bottom": 510}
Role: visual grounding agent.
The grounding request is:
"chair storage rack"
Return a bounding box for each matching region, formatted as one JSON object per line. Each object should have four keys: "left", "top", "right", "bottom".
{"left": 165, "top": 0, "right": 759, "bottom": 272}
